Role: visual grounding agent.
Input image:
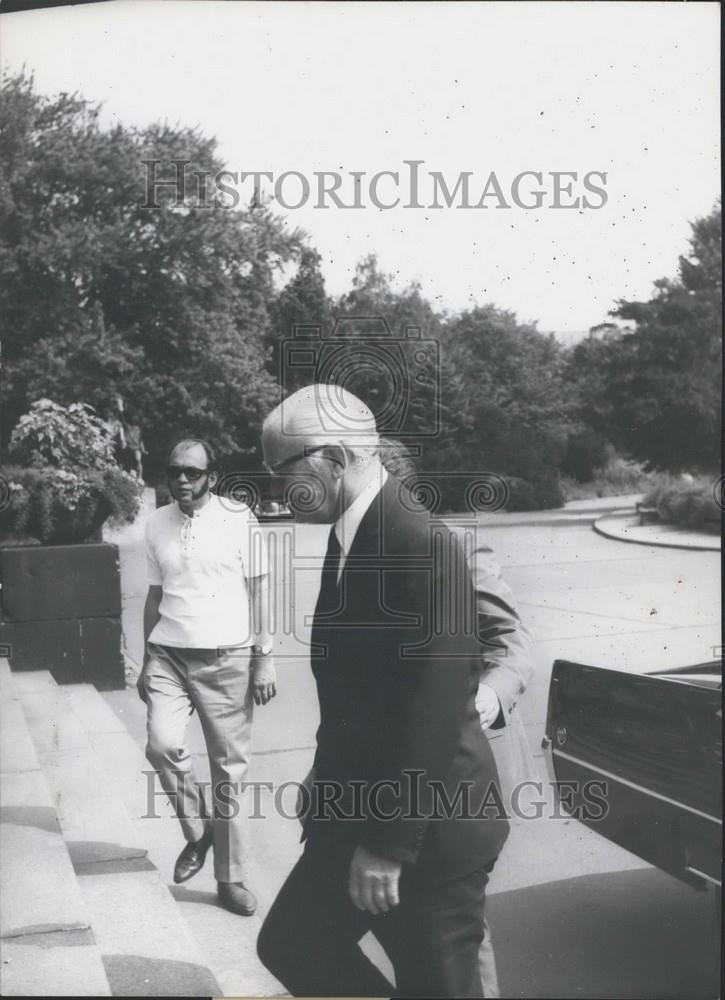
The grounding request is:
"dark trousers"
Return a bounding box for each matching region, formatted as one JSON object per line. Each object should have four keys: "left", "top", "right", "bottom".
{"left": 257, "top": 838, "right": 490, "bottom": 998}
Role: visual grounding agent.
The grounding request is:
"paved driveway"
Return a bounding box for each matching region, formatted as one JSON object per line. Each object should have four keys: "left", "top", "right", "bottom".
{"left": 108, "top": 504, "right": 721, "bottom": 998}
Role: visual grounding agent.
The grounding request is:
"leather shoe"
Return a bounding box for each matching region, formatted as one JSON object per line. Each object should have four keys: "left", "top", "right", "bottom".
{"left": 217, "top": 880, "right": 257, "bottom": 916}
{"left": 173, "top": 828, "right": 213, "bottom": 884}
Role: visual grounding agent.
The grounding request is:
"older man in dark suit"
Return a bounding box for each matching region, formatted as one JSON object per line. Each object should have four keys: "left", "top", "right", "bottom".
{"left": 257, "top": 385, "right": 509, "bottom": 998}
{"left": 379, "top": 436, "right": 539, "bottom": 999}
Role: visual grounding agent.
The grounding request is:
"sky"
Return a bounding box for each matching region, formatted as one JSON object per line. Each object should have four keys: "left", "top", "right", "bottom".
{"left": 1, "top": 0, "right": 720, "bottom": 339}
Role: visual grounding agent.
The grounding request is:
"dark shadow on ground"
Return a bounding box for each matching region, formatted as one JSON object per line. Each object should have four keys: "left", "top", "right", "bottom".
{"left": 168, "top": 884, "right": 220, "bottom": 908}
{"left": 488, "top": 866, "right": 721, "bottom": 999}
{"left": 102, "top": 953, "right": 220, "bottom": 996}
{"left": 0, "top": 804, "right": 60, "bottom": 834}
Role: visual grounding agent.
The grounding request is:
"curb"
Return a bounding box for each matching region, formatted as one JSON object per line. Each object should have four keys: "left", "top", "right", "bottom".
{"left": 447, "top": 507, "right": 636, "bottom": 530}
{"left": 593, "top": 512, "right": 721, "bottom": 552}
{"left": 478, "top": 513, "right": 629, "bottom": 529}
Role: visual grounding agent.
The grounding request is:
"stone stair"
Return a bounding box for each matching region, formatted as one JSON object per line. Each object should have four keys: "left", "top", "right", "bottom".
{"left": 0, "top": 658, "right": 111, "bottom": 996}
{"left": 0, "top": 658, "right": 227, "bottom": 996}
{"left": 62, "top": 680, "right": 285, "bottom": 997}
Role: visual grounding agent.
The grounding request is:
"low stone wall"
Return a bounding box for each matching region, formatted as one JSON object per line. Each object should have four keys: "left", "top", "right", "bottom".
{"left": 0, "top": 542, "right": 124, "bottom": 690}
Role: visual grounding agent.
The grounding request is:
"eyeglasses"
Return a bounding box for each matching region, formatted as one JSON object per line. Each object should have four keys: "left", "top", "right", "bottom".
{"left": 166, "top": 465, "right": 209, "bottom": 482}
{"left": 264, "top": 445, "right": 332, "bottom": 477}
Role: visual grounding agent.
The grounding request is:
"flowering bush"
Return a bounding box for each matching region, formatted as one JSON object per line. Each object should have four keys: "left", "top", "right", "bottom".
{"left": 2, "top": 400, "right": 142, "bottom": 545}
{"left": 10, "top": 399, "right": 117, "bottom": 471}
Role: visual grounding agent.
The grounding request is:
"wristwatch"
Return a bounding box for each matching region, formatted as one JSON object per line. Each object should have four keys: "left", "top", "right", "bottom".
{"left": 253, "top": 642, "right": 273, "bottom": 656}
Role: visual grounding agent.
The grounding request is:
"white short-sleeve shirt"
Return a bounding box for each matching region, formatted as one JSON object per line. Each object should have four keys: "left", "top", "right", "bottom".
{"left": 145, "top": 493, "right": 269, "bottom": 648}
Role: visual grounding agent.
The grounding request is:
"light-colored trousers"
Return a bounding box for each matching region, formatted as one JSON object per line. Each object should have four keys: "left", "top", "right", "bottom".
{"left": 143, "top": 642, "right": 254, "bottom": 883}
{"left": 478, "top": 707, "right": 539, "bottom": 997}
{"left": 479, "top": 917, "right": 500, "bottom": 998}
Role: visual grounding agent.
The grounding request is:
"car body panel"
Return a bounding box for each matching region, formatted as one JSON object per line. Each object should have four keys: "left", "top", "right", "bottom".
{"left": 544, "top": 659, "right": 722, "bottom": 888}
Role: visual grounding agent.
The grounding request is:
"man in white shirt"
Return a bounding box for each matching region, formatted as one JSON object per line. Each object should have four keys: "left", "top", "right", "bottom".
{"left": 138, "top": 437, "right": 275, "bottom": 916}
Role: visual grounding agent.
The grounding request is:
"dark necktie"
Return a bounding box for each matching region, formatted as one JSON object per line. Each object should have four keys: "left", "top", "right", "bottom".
{"left": 318, "top": 526, "right": 342, "bottom": 608}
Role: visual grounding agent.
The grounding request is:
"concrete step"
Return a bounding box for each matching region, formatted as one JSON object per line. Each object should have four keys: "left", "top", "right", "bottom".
{"left": 11, "top": 670, "right": 222, "bottom": 995}
{"left": 14, "top": 671, "right": 147, "bottom": 868}
{"left": 0, "top": 662, "right": 111, "bottom": 996}
{"left": 76, "top": 868, "right": 220, "bottom": 996}
{"left": 1, "top": 695, "right": 40, "bottom": 775}
{"left": 63, "top": 684, "right": 232, "bottom": 994}
{"left": 63, "top": 685, "right": 178, "bottom": 838}
{"left": 76, "top": 683, "right": 285, "bottom": 996}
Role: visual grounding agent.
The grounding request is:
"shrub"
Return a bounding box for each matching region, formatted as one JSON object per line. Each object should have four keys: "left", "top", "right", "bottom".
{"left": 2, "top": 399, "right": 142, "bottom": 545}
{"left": 0, "top": 465, "right": 141, "bottom": 545}
{"left": 561, "top": 428, "right": 610, "bottom": 483}
{"left": 530, "top": 472, "right": 566, "bottom": 510}
{"left": 594, "top": 456, "right": 659, "bottom": 494}
{"left": 561, "top": 456, "right": 668, "bottom": 500}
{"left": 503, "top": 477, "right": 537, "bottom": 512}
{"left": 501, "top": 473, "right": 565, "bottom": 512}
{"left": 10, "top": 399, "right": 116, "bottom": 471}
{"left": 643, "top": 478, "right": 721, "bottom": 534}
{"left": 0, "top": 471, "right": 31, "bottom": 540}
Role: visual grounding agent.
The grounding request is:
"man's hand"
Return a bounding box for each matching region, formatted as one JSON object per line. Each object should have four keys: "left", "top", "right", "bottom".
{"left": 251, "top": 654, "right": 277, "bottom": 706}
{"left": 475, "top": 683, "right": 501, "bottom": 730}
{"left": 348, "top": 845, "right": 402, "bottom": 916}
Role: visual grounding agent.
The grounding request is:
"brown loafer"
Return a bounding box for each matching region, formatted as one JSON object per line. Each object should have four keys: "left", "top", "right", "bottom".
{"left": 173, "top": 828, "right": 213, "bottom": 884}
{"left": 217, "top": 880, "right": 257, "bottom": 916}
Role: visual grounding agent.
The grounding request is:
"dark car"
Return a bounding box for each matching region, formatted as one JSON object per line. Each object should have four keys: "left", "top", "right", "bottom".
{"left": 543, "top": 659, "right": 722, "bottom": 891}
{"left": 154, "top": 483, "right": 294, "bottom": 521}
{"left": 253, "top": 500, "right": 294, "bottom": 522}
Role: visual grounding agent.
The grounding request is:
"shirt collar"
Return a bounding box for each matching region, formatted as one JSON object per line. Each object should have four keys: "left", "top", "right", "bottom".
{"left": 334, "top": 465, "right": 388, "bottom": 557}
{"left": 176, "top": 493, "right": 217, "bottom": 520}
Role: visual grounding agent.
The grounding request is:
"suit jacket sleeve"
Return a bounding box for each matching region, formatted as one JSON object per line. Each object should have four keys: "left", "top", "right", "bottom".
{"left": 470, "top": 543, "right": 536, "bottom": 728}
{"left": 361, "top": 522, "right": 481, "bottom": 865}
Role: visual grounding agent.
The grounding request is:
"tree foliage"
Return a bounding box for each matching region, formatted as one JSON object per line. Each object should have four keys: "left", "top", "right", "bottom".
{"left": 2, "top": 71, "right": 718, "bottom": 508}
{"left": 331, "top": 256, "right": 443, "bottom": 441}
{"left": 0, "top": 72, "right": 302, "bottom": 474}
{"left": 567, "top": 204, "right": 722, "bottom": 473}
{"left": 435, "top": 306, "right": 570, "bottom": 506}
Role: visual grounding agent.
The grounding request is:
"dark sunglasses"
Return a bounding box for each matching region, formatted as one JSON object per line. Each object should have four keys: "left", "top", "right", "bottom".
{"left": 166, "top": 465, "right": 209, "bottom": 482}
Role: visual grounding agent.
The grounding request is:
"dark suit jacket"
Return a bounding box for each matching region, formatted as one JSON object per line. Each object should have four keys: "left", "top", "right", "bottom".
{"left": 306, "top": 476, "right": 510, "bottom": 883}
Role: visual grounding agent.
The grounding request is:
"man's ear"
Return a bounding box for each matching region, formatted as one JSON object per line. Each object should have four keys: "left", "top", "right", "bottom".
{"left": 208, "top": 470, "right": 219, "bottom": 489}
{"left": 324, "top": 444, "right": 349, "bottom": 479}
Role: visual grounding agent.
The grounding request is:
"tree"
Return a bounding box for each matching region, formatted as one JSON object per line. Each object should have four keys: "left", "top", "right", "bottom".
{"left": 268, "top": 246, "right": 333, "bottom": 393}
{"left": 436, "top": 306, "right": 571, "bottom": 506}
{"left": 568, "top": 204, "right": 722, "bottom": 473}
{"left": 0, "top": 72, "right": 303, "bottom": 475}
{"left": 330, "top": 255, "right": 443, "bottom": 441}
